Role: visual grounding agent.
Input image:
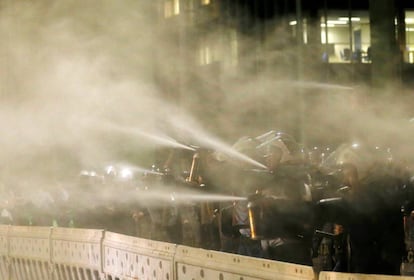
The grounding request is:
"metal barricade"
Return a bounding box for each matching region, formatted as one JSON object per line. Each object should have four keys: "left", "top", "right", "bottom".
{"left": 0, "top": 225, "right": 10, "bottom": 279}
{"left": 102, "top": 231, "right": 176, "bottom": 280}
{"left": 8, "top": 226, "right": 51, "bottom": 280}
{"left": 1, "top": 225, "right": 414, "bottom": 280}
{"left": 51, "top": 227, "right": 104, "bottom": 280}
{"left": 319, "top": 271, "right": 414, "bottom": 280}
{"left": 174, "top": 244, "right": 315, "bottom": 280}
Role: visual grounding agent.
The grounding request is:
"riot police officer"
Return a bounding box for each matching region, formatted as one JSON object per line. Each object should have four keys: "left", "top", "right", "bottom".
{"left": 315, "top": 142, "right": 408, "bottom": 275}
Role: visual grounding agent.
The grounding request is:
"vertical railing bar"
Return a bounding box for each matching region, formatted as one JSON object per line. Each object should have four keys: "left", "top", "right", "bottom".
{"left": 49, "top": 227, "right": 55, "bottom": 280}
{"left": 62, "top": 264, "right": 68, "bottom": 280}
{"left": 54, "top": 263, "right": 62, "bottom": 280}
{"left": 38, "top": 260, "right": 47, "bottom": 280}
{"left": 33, "top": 259, "right": 42, "bottom": 280}
{"left": 78, "top": 266, "right": 86, "bottom": 280}
{"left": 6, "top": 226, "right": 11, "bottom": 280}
{"left": 25, "top": 258, "right": 34, "bottom": 280}
{"left": 62, "top": 264, "right": 70, "bottom": 280}
{"left": 0, "top": 256, "right": 6, "bottom": 280}
{"left": 13, "top": 258, "right": 24, "bottom": 280}
{"left": 23, "top": 258, "right": 31, "bottom": 280}
{"left": 99, "top": 231, "right": 105, "bottom": 280}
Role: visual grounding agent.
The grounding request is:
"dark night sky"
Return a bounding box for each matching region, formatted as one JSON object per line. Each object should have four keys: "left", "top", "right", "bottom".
{"left": 227, "top": 0, "right": 413, "bottom": 20}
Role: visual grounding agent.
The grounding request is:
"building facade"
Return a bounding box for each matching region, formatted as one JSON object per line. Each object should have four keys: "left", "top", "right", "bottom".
{"left": 156, "top": 0, "right": 414, "bottom": 86}
{"left": 154, "top": 0, "right": 414, "bottom": 143}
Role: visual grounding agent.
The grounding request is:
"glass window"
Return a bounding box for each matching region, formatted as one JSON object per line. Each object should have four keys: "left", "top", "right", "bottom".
{"left": 199, "top": 45, "right": 212, "bottom": 65}
{"left": 198, "top": 29, "right": 235, "bottom": 67}
{"left": 229, "top": 30, "right": 239, "bottom": 66}
{"left": 164, "top": 1, "right": 173, "bottom": 18}
{"left": 320, "top": 10, "right": 370, "bottom": 63}
{"left": 164, "top": 0, "right": 180, "bottom": 18}
{"left": 405, "top": 11, "right": 414, "bottom": 63}
{"left": 198, "top": 33, "right": 216, "bottom": 65}
{"left": 173, "top": 0, "right": 180, "bottom": 15}
{"left": 288, "top": 19, "right": 308, "bottom": 44}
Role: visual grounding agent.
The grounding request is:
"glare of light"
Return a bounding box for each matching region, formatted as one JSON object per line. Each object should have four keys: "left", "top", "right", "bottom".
{"left": 351, "top": 143, "right": 360, "bottom": 148}
{"left": 80, "top": 170, "right": 89, "bottom": 176}
{"left": 105, "top": 165, "right": 116, "bottom": 175}
{"left": 327, "top": 20, "right": 348, "bottom": 25}
{"left": 289, "top": 20, "right": 297, "bottom": 26}
{"left": 173, "top": 0, "right": 179, "bottom": 15}
{"left": 338, "top": 17, "right": 360, "bottom": 22}
{"left": 406, "top": 18, "right": 414, "bottom": 24}
{"left": 120, "top": 168, "right": 133, "bottom": 179}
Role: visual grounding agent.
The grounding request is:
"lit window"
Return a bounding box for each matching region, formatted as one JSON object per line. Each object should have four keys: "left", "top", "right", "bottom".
{"left": 164, "top": 0, "right": 179, "bottom": 18}
{"left": 319, "top": 11, "right": 370, "bottom": 63}
{"left": 164, "top": 1, "right": 173, "bottom": 18}
{"left": 173, "top": 0, "right": 180, "bottom": 15}
{"left": 230, "top": 30, "right": 238, "bottom": 66}
{"left": 405, "top": 11, "right": 414, "bottom": 63}
{"left": 199, "top": 46, "right": 212, "bottom": 65}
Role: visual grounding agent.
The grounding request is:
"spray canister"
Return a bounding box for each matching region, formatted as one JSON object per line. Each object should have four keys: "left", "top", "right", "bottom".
{"left": 186, "top": 153, "right": 200, "bottom": 183}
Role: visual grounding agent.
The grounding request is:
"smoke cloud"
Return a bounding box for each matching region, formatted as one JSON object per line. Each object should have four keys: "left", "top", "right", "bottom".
{"left": 0, "top": 0, "right": 413, "bottom": 212}
{"left": 0, "top": 1, "right": 163, "bottom": 186}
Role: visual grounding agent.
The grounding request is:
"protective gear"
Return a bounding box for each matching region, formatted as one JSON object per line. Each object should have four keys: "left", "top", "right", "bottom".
{"left": 307, "top": 146, "right": 332, "bottom": 166}
{"left": 79, "top": 170, "right": 103, "bottom": 186}
{"left": 321, "top": 142, "right": 393, "bottom": 181}
{"left": 316, "top": 142, "right": 407, "bottom": 275}
{"left": 229, "top": 136, "right": 260, "bottom": 163}
{"left": 255, "top": 131, "right": 304, "bottom": 171}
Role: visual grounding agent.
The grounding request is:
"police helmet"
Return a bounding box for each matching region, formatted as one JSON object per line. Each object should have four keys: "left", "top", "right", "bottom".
{"left": 255, "top": 131, "right": 304, "bottom": 165}
{"left": 321, "top": 142, "right": 392, "bottom": 180}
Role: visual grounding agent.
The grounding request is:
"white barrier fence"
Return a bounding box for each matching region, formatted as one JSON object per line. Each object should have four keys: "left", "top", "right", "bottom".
{"left": 0, "top": 225, "right": 412, "bottom": 280}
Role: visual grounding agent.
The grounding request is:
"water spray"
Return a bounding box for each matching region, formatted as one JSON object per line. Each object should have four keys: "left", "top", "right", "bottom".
{"left": 115, "top": 164, "right": 165, "bottom": 176}
{"left": 98, "top": 121, "right": 196, "bottom": 151}
{"left": 255, "top": 130, "right": 276, "bottom": 142}
{"left": 168, "top": 116, "right": 268, "bottom": 170}
{"left": 136, "top": 187, "right": 246, "bottom": 203}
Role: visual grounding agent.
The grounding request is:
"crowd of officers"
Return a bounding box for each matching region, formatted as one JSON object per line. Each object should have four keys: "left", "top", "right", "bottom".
{"left": 1, "top": 130, "right": 414, "bottom": 276}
